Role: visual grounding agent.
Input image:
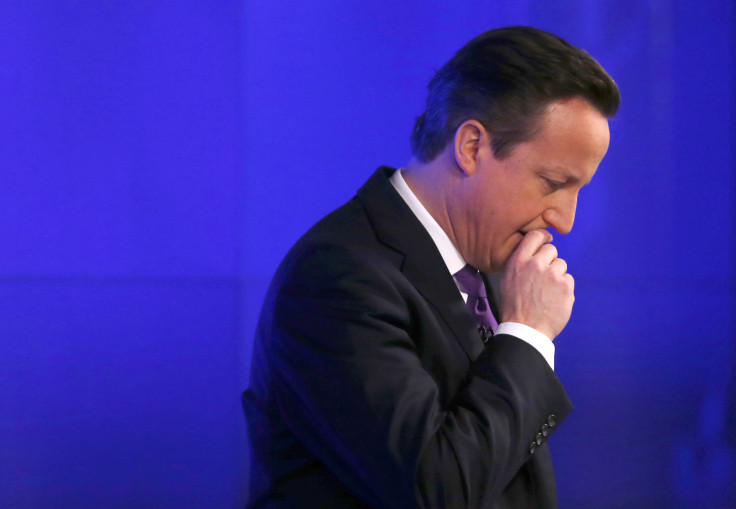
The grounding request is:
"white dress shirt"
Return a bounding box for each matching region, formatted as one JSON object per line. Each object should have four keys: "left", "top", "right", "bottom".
{"left": 389, "top": 168, "right": 555, "bottom": 370}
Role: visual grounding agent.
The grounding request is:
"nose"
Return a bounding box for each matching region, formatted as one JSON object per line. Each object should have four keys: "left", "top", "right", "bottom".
{"left": 543, "top": 194, "right": 577, "bottom": 235}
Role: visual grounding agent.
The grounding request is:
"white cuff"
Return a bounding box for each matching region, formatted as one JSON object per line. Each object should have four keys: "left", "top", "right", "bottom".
{"left": 495, "top": 322, "right": 555, "bottom": 370}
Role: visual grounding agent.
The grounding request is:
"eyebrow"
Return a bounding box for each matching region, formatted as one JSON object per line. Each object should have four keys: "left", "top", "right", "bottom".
{"left": 538, "top": 166, "right": 590, "bottom": 187}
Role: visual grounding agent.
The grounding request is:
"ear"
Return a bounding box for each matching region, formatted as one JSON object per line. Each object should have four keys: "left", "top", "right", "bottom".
{"left": 453, "top": 120, "right": 488, "bottom": 176}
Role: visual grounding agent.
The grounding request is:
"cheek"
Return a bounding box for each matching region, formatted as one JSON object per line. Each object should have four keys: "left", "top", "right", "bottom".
{"left": 468, "top": 200, "right": 497, "bottom": 236}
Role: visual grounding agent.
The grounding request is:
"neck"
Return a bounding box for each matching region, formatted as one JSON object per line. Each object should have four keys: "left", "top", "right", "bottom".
{"left": 402, "top": 153, "right": 462, "bottom": 252}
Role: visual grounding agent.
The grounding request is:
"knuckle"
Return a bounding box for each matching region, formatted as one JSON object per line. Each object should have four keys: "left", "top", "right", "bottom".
{"left": 532, "top": 257, "right": 546, "bottom": 271}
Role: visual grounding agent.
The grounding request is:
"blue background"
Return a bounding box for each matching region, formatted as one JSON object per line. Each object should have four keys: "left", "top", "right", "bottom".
{"left": 1, "top": 2, "right": 733, "bottom": 507}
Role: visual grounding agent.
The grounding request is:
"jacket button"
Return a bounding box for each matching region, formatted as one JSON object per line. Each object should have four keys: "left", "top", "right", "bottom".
{"left": 535, "top": 433, "right": 543, "bottom": 445}
{"left": 541, "top": 424, "right": 550, "bottom": 437}
{"left": 529, "top": 442, "right": 537, "bottom": 454}
{"left": 547, "top": 414, "right": 557, "bottom": 428}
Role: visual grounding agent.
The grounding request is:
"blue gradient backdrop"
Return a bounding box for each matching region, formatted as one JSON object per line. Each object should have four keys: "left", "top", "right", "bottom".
{"left": 1, "top": 2, "right": 733, "bottom": 508}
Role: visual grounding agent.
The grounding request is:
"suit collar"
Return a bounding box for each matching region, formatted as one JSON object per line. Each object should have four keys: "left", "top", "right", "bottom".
{"left": 357, "top": 166, "right": 485, "bottom": 361}
{"left": 388, "top": 169, "right": 466, "bottom": 275}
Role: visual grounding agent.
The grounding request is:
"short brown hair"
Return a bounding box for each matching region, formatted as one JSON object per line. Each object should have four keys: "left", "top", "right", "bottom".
{"left": 410, "top": 26, "right": 620, "bottom": 162}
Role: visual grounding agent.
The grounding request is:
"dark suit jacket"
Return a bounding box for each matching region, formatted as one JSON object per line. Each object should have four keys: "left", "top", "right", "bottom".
{"left": 244, "top": 166, "right": 573, "bottom": 508}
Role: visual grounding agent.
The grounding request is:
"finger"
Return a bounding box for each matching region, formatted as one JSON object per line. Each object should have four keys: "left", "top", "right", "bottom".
{"left": 536, "top": 243, "right": 559, "bottom": 265}
{"left": 513, "top": 229, "right": 553, "bottom": 260}
{"left": 564, "top": 272, "right": 575, "bottom": 290}
{"left": 550, "top": 257, "right": 567, "bottom": 274}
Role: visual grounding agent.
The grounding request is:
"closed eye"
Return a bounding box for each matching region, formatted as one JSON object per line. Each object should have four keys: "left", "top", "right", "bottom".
{"left": 543, "top": 178, "right": 565, "bottom": 192}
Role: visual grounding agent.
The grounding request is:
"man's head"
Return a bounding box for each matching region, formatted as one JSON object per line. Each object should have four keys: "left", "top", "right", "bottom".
{"left": 403, "top": 27, "right": 619, "bottom": 273}
{"left": 410, "top": 26, "right": 619, "bottom": 163}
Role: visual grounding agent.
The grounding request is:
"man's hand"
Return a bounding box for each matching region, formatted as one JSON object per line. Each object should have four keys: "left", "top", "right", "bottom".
{"left": 499, "top": 229, "right": 574, "bottom": 340}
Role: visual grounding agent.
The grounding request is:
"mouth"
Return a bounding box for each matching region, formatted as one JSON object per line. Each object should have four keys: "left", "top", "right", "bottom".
{"left": 510, "top": 231, "right": 525, "bottom": 247}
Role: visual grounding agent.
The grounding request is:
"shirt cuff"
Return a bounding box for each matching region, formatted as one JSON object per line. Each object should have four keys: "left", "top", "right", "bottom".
{"left": 495, "top": 322, "right": 555, "bottom": 370}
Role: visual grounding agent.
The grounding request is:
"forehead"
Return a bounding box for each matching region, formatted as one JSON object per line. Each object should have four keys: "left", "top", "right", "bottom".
{"left": 520, "top": 98, "right": 610, "bottom": 178}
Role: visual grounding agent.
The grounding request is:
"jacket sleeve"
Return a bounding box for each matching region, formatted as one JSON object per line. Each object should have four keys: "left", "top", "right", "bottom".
{"left": 262, "top": 244, "right": 572, "bottom": 508}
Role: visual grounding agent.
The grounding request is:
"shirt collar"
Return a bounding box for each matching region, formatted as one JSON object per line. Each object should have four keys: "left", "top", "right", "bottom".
{"left": 389, "top": 168, "right": 466, "bottom": 276}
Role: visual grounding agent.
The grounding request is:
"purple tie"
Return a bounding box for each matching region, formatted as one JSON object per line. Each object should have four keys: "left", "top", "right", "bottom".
{"left": 454, "top": 265, "right": 498, "bottom": 341}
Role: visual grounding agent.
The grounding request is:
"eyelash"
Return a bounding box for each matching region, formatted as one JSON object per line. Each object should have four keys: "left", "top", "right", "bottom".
{"left": 544, "top": 178, "right": 564, "bottom": 192}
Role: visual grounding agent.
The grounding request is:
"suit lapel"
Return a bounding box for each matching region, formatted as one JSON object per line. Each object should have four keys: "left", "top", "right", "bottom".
{"left": 356, "top": 167, "right": 485, "bottom": 361}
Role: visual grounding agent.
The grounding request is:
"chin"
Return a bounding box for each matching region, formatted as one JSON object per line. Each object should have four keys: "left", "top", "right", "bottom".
{"left": 487, "top": 249, "right": 514, "bottom": 274}
{"left": 489, "top": 262, "right": 507, "bottom": 274}
{"left": 483, "top": 258, "right": 506, "bottom": 274}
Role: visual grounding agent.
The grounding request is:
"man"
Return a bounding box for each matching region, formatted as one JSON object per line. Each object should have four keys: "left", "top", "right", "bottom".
{"left": 244, "top": 26, "right": 620, "bottom": 508}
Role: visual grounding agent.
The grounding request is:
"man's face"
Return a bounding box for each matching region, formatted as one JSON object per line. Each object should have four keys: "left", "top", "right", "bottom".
{"left": 453, "top": 97, "right": 611, "bottom": 273}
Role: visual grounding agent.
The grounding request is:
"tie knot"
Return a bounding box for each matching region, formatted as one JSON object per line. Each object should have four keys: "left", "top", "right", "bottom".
{"left": 454, "top": 265, "right": 487, "bottom": 298}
